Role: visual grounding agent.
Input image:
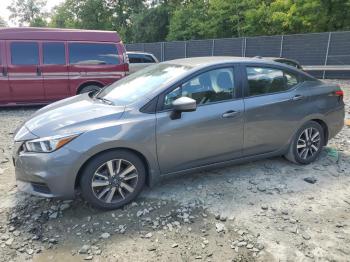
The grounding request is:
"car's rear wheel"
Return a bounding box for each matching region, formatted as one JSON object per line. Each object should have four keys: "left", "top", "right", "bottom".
{"left": 285, "top": 121, "right": 324, "bottom": 164}
{"left": 78, "top": 85, "right": 102, "bottom": 95}
{"left": 80, "top": 150, "right": 146, "bottom": 210}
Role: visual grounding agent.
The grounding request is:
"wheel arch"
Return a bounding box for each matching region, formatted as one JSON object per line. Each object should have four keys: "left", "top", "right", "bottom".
{"left": 76, "top": 81, "right": 105, "bottom": 94}
{"left": 74, "top": 147, "right": 152, "bottom": 190}
{"left": 310, "top": 118, "right": 329, "bottom": 145}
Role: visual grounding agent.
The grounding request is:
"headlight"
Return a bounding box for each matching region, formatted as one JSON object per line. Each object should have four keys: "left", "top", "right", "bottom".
{"left": 24, "top": 133, "right": 80, "bottom": 153}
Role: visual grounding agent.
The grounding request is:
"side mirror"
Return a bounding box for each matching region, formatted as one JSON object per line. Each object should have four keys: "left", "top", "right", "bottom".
{"left": 171, "top": 97, "right": 197, "bottom": 120}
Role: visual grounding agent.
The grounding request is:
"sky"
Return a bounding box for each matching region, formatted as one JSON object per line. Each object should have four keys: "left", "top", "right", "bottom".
{"left": 0, "top": 0, "right": 64, "bottom": 26}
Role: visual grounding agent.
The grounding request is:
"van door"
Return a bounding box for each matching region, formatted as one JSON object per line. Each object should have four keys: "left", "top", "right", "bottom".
{"left": 6, "top": 41, "right": 44, "bottom": 102}
{"left": 68, "top": 42, "right": 125, "bottom": 95}
{"left": 41, "top": 42, "right": 69, "bottom": 101}
{"left": 0, "top": 40, "right": 10, "bottom": 104}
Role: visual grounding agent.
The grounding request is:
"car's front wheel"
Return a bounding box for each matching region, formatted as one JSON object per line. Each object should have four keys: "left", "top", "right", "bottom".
{"left": 80, "top": 150, "right": 146, "bottom": 210}
{"left": 285, "top": 121, "right": 325, "bottom": 164}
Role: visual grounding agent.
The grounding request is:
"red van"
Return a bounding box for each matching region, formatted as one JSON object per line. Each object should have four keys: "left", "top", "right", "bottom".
{"left": 0, "top": 27, "right": 128, "bottom": 106}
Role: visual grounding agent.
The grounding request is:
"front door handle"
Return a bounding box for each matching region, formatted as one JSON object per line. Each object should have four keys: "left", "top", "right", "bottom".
{"left": 222, "top": 110, "right": 239, "bottom": 118}
{"left": 36, "top": 67, "right": 41, "bottom": 76}
{"left": 291, "top": 95, "right": 304, "bottom": 101}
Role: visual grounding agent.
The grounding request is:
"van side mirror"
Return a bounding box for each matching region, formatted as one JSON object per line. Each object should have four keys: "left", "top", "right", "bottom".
{"left": 170, "top": 97, "right": 197, "bottom": 120}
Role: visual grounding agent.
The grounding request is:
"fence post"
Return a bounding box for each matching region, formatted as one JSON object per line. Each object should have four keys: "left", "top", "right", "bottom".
{"left": 161, "top": 42, "right": 165, "bottom": 61}
{"left": 279, "top": 35, "right": 284, "bottom": 57}
{"left": 242, "top": 37, "right": 247, "bottom": 57}
{"left": 323, "top": 32, "right": 332, "bottom": 79}
{"left": 185, "top": 41, "right": 187, "bottom": 58}
{"left": 211, "top": 39, "right": 215, "bottom": 56}
{"left": 142, "top": 43, "right": 145, "bottom": 52}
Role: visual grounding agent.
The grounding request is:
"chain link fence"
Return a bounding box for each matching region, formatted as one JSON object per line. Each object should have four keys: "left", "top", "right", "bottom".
{"left": 126, "top": 31, "right": 350, "bottom": 79}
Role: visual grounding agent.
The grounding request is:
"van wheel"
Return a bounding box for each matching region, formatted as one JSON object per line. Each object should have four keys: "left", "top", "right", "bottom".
{"left": 285, "top": 121, "right": 324, "bottom": 165}
{"left": 78, "top": 85, "right": 101, "bottom": 95}
{"left": 80, "top": 150, "right": 146, "bottom": 210}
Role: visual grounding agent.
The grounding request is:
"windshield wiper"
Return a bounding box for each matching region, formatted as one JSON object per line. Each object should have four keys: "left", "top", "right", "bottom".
{"left": 96, "top": 97, "right": 114, "bottom": 105}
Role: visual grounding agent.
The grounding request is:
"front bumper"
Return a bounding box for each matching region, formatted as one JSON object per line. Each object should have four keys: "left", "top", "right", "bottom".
{"left": 13, "top": 142, "right": 80, "bottom": 199}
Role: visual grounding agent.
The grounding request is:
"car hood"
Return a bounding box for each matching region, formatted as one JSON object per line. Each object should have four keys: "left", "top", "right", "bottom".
{"left": 15, "top": 94, "right": 126, "bottom": 140}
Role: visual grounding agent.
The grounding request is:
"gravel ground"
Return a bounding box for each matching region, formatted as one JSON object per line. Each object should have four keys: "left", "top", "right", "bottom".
{"left": 0, "top": 80, "right": 349, "bottom": 262}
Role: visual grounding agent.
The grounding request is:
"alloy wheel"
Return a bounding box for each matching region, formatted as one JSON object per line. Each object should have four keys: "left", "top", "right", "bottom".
{"left": 296, "top": 127, "right": 321, "bottom": 160}
{"left": 91, "top": 159, "right": 138, "bottom": 203}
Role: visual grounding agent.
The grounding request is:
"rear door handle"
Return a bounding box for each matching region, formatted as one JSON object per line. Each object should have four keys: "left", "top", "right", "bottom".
{"left": 222, "top": 110, "right": 240, "bottom": 118}
{"left": 291, "top": 95, "right": 304, "bottom": 101}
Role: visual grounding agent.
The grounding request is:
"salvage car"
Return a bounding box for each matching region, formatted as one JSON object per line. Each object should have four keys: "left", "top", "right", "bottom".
{"left": 13, "top": 57, "right": 344, "bottom": 209}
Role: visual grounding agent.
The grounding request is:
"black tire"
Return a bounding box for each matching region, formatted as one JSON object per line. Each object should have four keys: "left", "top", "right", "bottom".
{"left": 80, "top": 150, "right": 146, "bottom": 210}
{"left": 285, "top": 121, "right": 325, "bottom": 165}
{"left": 78, "top": 85, "right": 101, "bottom": 95}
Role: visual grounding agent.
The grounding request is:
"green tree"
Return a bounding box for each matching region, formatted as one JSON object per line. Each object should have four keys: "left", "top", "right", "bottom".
{"left": 243, "top": 0, "right": 350, "bottom": 36}
{"left": 128, "top": 3, "right": 170, "bottom": 43}
{"left": 108, "top": 0, "right": 146, "bottom": 42}
{"left": 50, "top": 0, "right": 113, "bottom": 30}
{"left": 206, "top": 0, "right": 256, "bottom": 38}
{"left": 167, "top": 0, "right": 210, "bottom": 41}
{"left": 8, "top": 0, "right": 48, "bottom": 26}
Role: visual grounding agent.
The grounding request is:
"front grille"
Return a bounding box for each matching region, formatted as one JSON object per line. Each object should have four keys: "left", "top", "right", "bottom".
{"left": 31, "top": 182, "right": 51, "bottom": 194}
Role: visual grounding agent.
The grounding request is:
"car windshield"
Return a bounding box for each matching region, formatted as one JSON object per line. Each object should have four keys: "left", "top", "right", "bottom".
{"left": 96, "top": 63, "right": 192, "bottom": 105}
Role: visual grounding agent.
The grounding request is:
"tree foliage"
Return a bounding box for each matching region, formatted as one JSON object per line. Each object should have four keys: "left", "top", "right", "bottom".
{"left": 8, "top": 0, "right": 48, "bottom": 27}
{"left": 6, "top": 0, "right": 350, "bottom": 42}
{"left": 0, "top": 17, "right": 7, "bottom": 27}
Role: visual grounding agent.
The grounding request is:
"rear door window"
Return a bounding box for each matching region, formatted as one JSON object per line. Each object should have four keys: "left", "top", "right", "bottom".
{"left": 128, "top": 54, "right": 143, "bottom": 63}
{"left": 69, "top": 43, "right": 119, "bottom": 65}
{"left": 11, "top": 42, "right": 39, "bottom": 65}
{"left": 128, "top": 54, "right": 156, "bottom": 63}
{"left": 143, "top": 55, "right": 156, "bottom": 63}
{"left": 246, "top": 67, "right": 299, "bottom": 96}
{"left": 43, "top": 42, "right": 66, "bottom": 65}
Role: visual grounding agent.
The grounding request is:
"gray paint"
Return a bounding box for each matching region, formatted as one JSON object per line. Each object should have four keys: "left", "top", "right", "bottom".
{"left": 13, "top": 57, "right": 345, "bottom": 200}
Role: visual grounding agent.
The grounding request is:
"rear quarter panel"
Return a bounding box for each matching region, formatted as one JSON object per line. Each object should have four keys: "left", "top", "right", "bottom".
{"left": 299, "top": 80, "right": 344, "bottom": 139}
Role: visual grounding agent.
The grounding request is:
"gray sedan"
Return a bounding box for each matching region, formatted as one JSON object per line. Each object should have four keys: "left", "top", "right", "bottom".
{"left": 13, "top": 57, "right": 345, "bottom": 209}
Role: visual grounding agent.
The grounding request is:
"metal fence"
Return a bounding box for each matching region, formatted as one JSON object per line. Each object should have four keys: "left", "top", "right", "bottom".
{"left": 125, "top": 31, "right": 350, "bottom": 79}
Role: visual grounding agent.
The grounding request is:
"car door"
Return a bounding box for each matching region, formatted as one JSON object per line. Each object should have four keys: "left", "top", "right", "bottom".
{"left": 242, "top": 64, "right": 306, "bottom": 156}
{"left": 0, "top": 40, "right": 10, "bottom": 103}
{"left": 6, "top": 41, "right": 44, "bottom": 102}
{"left": 156, "top": 66, "right": 244, "bottom": 174}
{"left": 41, "top": 42, "right": 69, "bottom": 101}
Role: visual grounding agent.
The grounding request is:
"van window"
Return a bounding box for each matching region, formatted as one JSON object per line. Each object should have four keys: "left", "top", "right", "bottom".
{"left": 69, "top": 43, "right": 119, "bottom": 65}
{"left": 11, "top": 42, "right": 39, "bottom": 65}
{"left": 43, "top": 42, "right": 65, "bottom": 65}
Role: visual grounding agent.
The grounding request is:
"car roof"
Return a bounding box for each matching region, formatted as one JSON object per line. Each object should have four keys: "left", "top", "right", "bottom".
{"left": 0, "top": 27, "right": 121, "bottom": 42}
{"left": 256, "top": 56, "right": 301, "bottom": 64}
{"left": 163, "top": 56, "right": 285, "bottom": 68}
{"left": 126, "top": 51, "right": 155, "bottom": 56}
